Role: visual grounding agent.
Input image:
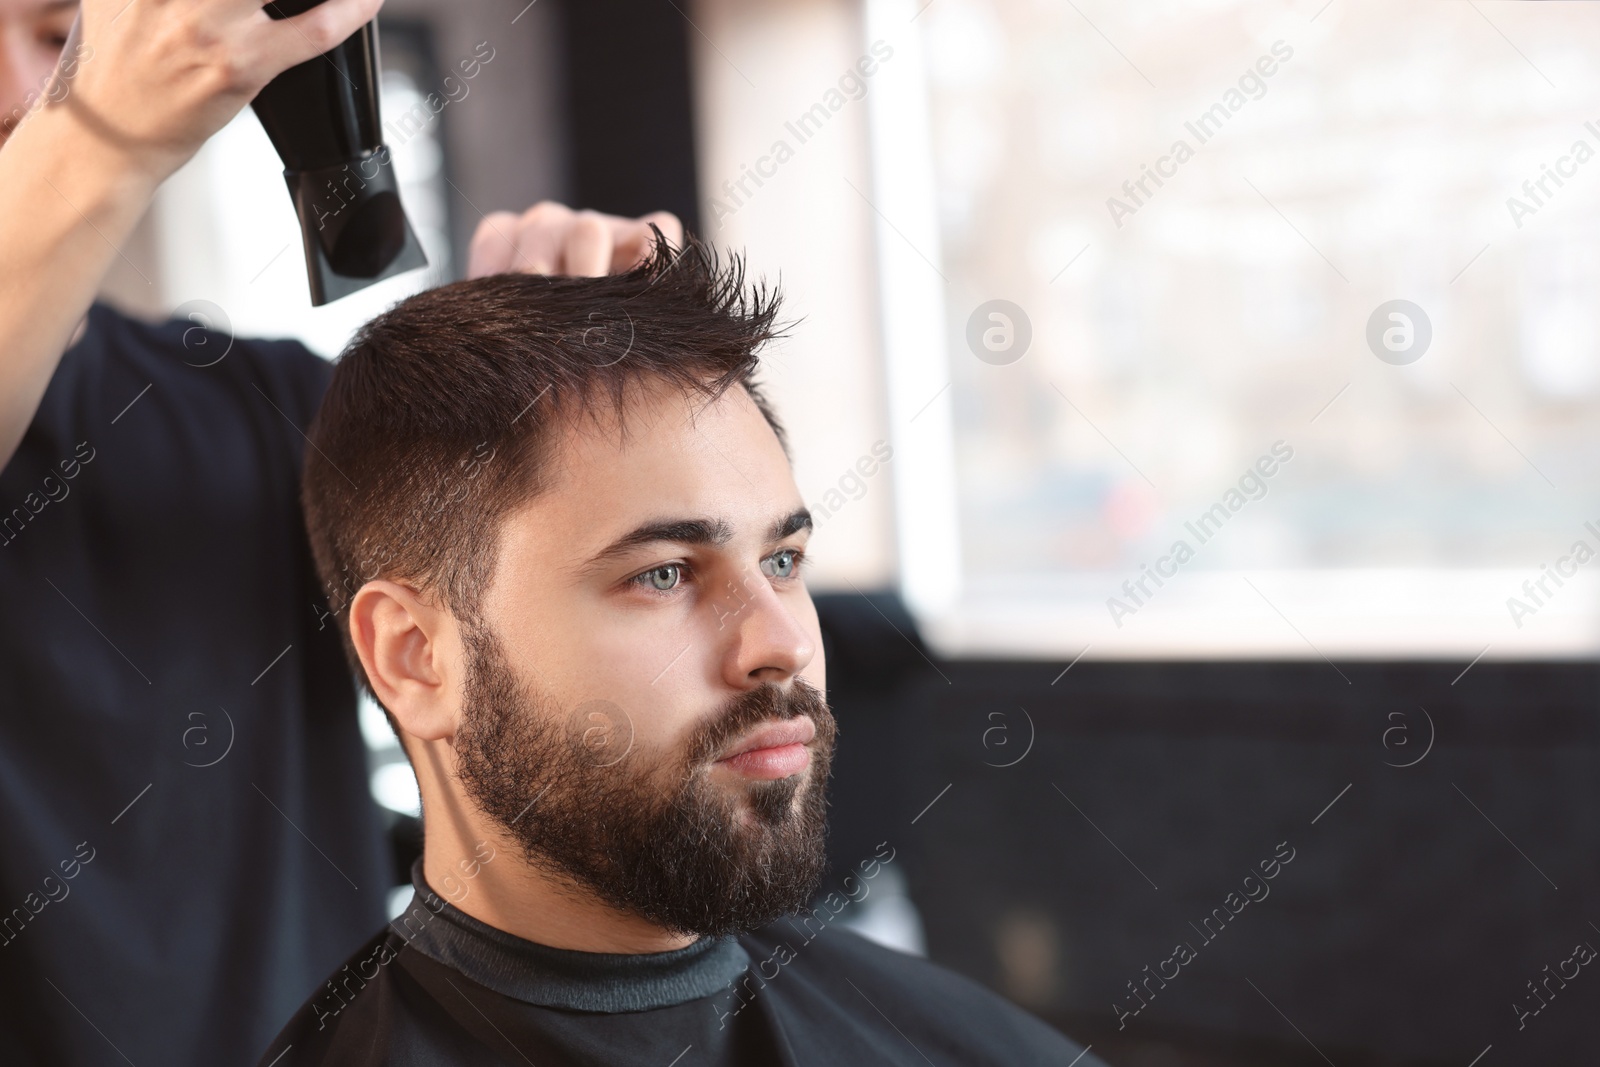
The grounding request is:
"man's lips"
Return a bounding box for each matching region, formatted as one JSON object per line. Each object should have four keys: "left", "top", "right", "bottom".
{"left": 714, "top": 717, "right": 815, "bottom": 780}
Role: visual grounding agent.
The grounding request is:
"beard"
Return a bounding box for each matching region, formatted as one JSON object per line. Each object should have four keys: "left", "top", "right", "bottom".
{"left": 452, "top": 624, "right": 837, "bottom": 938}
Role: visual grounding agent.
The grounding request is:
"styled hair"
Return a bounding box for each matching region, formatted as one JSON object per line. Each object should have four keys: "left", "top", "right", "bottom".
{"left": 302, "top": 231, "right": 786, "bottom": 692}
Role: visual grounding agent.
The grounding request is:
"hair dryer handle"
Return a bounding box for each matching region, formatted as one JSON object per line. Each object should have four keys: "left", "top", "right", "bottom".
{"left": 251, "top": 1, "right": 427, "bottom": 305}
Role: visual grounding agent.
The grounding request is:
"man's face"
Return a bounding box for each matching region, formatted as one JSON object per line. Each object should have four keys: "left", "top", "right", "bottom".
{"left": 0, "top": 1, "right": 74, "bottom": 147}
{"left": 449, "top": 380, "right": 834, "bottom": 936}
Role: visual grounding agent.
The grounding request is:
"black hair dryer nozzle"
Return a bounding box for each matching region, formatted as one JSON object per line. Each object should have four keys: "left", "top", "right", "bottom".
{"left": 251, "top": 1, "right": 426, "bottom": 305}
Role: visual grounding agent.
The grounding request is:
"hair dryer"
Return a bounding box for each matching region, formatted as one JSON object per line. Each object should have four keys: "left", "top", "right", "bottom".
{"left": 251, "top": 1, "right": 427, "bottom": 305}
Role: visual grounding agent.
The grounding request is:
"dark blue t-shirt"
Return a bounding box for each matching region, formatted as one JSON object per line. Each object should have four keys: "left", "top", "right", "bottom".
{"left": 0, "top": 303, "right": 387, "bottom": 1066}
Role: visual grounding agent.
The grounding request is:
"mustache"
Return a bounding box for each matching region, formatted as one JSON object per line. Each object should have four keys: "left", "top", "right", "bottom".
{"left": 685, "top": 678, "right": 830, "bottom": 765}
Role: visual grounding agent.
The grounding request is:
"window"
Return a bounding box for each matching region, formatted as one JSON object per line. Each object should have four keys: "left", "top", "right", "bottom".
{"left": 867, "top": 0, "right": 1600, "bottom": 659}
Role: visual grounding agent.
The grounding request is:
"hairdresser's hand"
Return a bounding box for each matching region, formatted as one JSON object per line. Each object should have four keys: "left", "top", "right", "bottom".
{"left": 466, "top": 202, "right": 684, "bottom": 278}
{"left": 57, "top": 0, "right": 385, "bottom": 182}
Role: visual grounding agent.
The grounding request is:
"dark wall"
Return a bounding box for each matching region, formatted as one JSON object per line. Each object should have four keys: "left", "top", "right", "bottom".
{"left": 813, "top": 594, "right": 1600, "bottom": 1067}
{"left": 378, "top": 0, "right": 571, "bottom": 279}
{"left": 374, "top": 0, "right": 701, "bottom": 281}
{"left": 554, "top": 0, "right": 701, "bottom": 232}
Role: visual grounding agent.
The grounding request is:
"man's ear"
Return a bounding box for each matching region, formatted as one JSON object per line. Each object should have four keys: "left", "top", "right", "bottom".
{"left": 349, "top": 580, "right": 463, "bottom": 743}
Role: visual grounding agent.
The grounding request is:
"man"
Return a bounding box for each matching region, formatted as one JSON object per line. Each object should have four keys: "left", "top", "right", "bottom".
{"left": 259, "top": 234, "right": 1106, "bottom": 1065}
{"left": 0, "top": 0, "right": 678, "bottom": 1063}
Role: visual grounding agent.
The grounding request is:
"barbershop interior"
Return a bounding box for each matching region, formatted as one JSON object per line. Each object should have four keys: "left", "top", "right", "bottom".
{"left": 35, "top": 0, "right": 1600, "bottom": 1064}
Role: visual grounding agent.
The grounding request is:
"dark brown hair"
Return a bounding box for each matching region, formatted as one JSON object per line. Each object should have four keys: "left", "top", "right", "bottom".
{"left": 301, "top": 231, "right": 786, "bottom": 690}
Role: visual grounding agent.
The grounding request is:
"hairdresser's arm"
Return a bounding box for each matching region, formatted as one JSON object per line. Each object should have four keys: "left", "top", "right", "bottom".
{"left": 467, "top": 202, "right": 684, "bottom": 279}
{"left": 0, "top": 0, "right": 384, "bottom": 470}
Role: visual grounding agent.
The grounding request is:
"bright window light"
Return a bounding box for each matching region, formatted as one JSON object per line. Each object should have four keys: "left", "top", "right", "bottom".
{"left": 867, "top": 0, "right": 1600, "bottom": 659}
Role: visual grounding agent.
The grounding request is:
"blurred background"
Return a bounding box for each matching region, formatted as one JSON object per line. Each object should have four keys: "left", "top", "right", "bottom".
{"left": 97, "top": 1, "right": 1600, "bottom": 1063}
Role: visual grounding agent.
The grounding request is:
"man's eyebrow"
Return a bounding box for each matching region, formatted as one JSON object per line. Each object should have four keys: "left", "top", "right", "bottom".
{"left": 768, "top": 508, "right": 812, "bottom": 541}
{"left": 581, "top": 509, "right": 812, "bottom": 574}
{"left": 582, "top": 518, "right": 734, "bottom": 573}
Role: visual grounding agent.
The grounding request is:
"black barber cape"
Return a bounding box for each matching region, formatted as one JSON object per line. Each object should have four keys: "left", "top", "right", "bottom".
{"left": 0, "top": 304, "right": 388, "bottom": 1066}
{"left": 258, "top": 860, "right": 1108, "bottom": 1066}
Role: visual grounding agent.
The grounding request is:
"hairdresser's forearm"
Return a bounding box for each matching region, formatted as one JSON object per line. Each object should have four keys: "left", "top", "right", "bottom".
{"left": 0, "top": 105, "right": 161, "bottom": 469}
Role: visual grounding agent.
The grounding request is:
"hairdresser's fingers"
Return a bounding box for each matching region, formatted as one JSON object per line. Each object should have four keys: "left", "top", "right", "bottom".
{"left": 465, "top": 204, "right": 683, "bottom": 278}
{"left": 561, "top": 212, "right": 614, "bottom": 277}
{"left": 466, "top": 212, "right": 523, "bottom": 277}
{"left": 609, "top": 211, "right": 684, "bottom": 271}
{"left": 257, "top": 0, "right": 387, "bottom": 76}
{"left": 48, "top": 0, "right": 381, "bottom": 184}
{"left": 467, "top": 204, "right": 576, "bottom": 278}
{"left": 507, "top": 201, "right": 578, "bottom": 275}
{"left": 644, "top": 211, "right": 685, "bottom": 249}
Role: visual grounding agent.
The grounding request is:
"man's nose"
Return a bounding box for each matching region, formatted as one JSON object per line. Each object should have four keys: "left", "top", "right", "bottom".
{"left": 719, "top": 574, "right": 816, "bottom": 688}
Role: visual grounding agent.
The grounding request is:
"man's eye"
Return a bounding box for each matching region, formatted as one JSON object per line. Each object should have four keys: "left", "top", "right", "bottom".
{"left": 635, "top": 564, "right": 681, "bottom": 592}
{"left": 761, "top": 549, "right": 801, "bottom": 580}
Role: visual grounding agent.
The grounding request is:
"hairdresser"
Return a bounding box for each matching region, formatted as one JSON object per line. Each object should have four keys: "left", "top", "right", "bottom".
{"left": 0, "top": 2, "right": 678, "bottom": 1064}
